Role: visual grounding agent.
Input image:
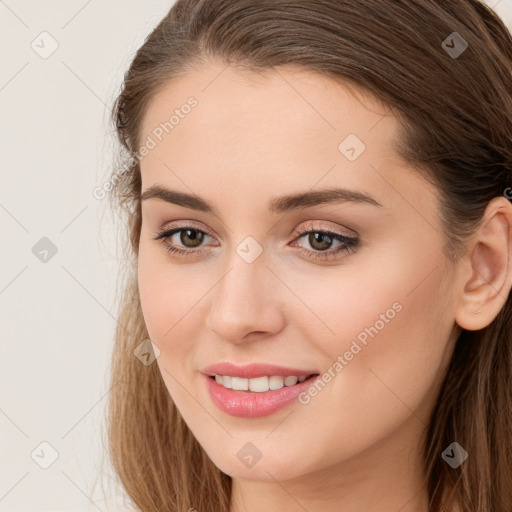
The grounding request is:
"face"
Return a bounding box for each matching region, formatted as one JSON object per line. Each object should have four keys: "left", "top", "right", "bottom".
{"left": 137, "top": 60, "right": 461, "bottom": 483}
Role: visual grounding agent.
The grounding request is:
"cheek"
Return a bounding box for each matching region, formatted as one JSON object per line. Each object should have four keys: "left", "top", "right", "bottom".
{"left": 137, "top": 251, "right": 197, "bottom": 412}
{"left": 137, "top": 235, "right": 194, "bottom": 334}
{"left": 137, "top": 248, "right": 168, "bottom": 339}
{"left": 260, "top": 255, "right": 454, "bottom": 474}
{"left": 306, "top": 249, "right": 453, "bottom": 430}
{"left": 137, "top": 243, "right": 209, "bottom": 376}
{"left": 137, "top": 245, "right": 187, "bottom": 357}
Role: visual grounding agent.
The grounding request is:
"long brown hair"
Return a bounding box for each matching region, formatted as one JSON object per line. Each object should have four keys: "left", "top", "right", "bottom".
{"left": 104, "top": 1, "right": 512, "bottom": 510}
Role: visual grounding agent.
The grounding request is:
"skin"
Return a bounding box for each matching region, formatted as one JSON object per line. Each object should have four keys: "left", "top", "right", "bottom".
{"left": 136, "top": 59, "right": 512, "bottom": 512}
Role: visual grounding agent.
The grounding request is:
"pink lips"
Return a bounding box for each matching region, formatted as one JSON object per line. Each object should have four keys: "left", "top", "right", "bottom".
{"left": 201, "top": 362, "right": 320, "bottom": 418}
{"left": 201, "top": 362, "right": 319, "bottom": 379}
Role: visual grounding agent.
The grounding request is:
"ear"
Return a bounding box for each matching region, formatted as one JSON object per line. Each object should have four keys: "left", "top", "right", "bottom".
{"left": 454, "top": 195, "right": 512, "bottom": 331}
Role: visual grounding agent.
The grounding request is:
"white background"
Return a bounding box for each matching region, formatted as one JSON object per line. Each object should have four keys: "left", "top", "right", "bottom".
{"left": 1, "top": 1, "right": 511, "bottom": 511}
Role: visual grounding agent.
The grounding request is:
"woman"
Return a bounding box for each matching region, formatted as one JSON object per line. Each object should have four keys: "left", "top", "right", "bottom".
{"left": 105, "top": 1, "right": 512, "bottom": 511}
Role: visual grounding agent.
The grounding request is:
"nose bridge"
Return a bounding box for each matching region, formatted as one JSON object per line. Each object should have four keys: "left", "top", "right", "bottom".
{"left": 206, "top": 245, "right": 284, "bottom": 342}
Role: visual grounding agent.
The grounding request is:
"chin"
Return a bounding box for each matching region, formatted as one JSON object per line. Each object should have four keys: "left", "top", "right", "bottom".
{"left": 205, "top": 445, "right": 310, "bottom": 482}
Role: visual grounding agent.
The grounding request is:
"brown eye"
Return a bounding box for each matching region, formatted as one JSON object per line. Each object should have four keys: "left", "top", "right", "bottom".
{"left": 291, "top": 223, "right": 360, "bottom": 262}
{"left": 153, "top": 225, "right": 213, "bottom": 256}
{"left": 306, "top": 232, "right": 334, "bottom": 251}
{"left": 179, "top": 228, "right": 205, "bottom": 248}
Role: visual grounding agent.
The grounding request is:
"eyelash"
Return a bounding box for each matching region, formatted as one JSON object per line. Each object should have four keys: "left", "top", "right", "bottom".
{"left": 153, "top": 222, "right": 360, "bottom": 262}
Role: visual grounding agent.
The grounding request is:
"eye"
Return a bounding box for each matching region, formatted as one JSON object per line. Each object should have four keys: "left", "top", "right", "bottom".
{"left": 153, "top": 222, "right": 359, "bottom": 261}
{"left": 153, "top": 224, "right": 215, "bottom": 257}
{"left": 290, "top": 222, "right": 359, "bottom": 261}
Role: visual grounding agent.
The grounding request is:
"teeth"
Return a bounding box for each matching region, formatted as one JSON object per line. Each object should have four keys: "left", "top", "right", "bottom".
{"left": 214, "top": 374, "right": 310, "bottom": 392}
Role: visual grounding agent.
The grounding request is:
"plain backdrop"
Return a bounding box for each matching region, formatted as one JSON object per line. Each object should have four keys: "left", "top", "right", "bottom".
{"left": 1, "top": 1, "right": 511, "bottom": 511}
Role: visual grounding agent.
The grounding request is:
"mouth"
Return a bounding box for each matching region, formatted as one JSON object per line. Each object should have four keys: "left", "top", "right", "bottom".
{"left": 204, "top": 372, "right": 322, "bottom": 418}
{"left": 207, "top": 373, "right": 319, "bottom": 393}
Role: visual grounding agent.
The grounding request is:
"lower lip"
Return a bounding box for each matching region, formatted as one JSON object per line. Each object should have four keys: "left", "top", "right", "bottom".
{"left": 204, "top": 374, "right": 320, "bottom": 418}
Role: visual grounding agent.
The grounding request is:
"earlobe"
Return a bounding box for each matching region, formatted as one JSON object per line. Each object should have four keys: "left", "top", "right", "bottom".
{"left": 454, "top": 196, "right": 512, "bottom": 331}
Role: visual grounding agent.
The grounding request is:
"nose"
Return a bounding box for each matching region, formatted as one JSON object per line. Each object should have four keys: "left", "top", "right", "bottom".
{"left": 205, "top": 253, "right": 285, "bottom": 344}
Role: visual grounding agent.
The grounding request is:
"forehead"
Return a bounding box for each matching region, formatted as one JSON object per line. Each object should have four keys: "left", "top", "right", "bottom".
{"left": 140, "top": 62, "right": 440, "bottom": 222}
{"left": 140, "top": 60, "right": 396, "bottom": 153}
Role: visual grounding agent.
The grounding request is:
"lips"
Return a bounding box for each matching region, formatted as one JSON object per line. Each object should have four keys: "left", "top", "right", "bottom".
{"left": 201, "top": 362, "right": 319, "bottom": 379}
{"left": 204, "top": 372, "right": 321, "bottom": 417}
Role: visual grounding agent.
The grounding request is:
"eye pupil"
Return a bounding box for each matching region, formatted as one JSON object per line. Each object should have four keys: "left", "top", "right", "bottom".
{"left": 181, "top": 229, "right": 204, "bottom": 247}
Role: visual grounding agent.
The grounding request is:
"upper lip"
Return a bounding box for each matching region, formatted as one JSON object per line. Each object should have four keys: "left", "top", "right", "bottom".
{"left": 201, "top": 362, "right": 319, "bottom": 379}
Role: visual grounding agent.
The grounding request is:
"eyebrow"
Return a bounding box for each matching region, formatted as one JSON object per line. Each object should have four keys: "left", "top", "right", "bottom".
{"left": 140, "top": 184, "right": 383, "bottom": 215}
